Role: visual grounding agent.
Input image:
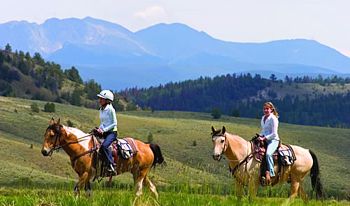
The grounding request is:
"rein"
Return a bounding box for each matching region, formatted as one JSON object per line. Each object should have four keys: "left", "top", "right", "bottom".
{"left": 220, "top": 134, "right": 256, "bottom": 176}
{"left": 71, "top": 146, "right": 99, "bottom": 163}
{"left": 229, "top": 151, "right": 254, "bottom": 176}
{"left": 47, "top": 126, "right": 98, "bottom": 163}
{"left": 52, "top": 133, "right": 94, "bottom": 152}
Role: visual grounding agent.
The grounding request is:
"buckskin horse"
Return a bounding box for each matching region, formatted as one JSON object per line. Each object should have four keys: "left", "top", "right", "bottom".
{"left": 211, "top": 126, "right": 324, "bottom": 201}
{"left": 41, "top": 118, "right": 164, "bottom": 198}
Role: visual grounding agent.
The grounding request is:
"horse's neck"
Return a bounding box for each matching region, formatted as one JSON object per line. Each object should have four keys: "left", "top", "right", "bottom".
{"left": 61, "top": 126, "right": 92, "bottom": 159}
{"left": 225, "top": 133, "right": 251, "bottom": 164}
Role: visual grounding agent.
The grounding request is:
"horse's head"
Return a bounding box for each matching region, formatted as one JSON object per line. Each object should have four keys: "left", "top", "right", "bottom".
{"left": 41, "top": 118, "right": 64, "bottom": 156}
{"left": 211, "top": 126, "right": 227, "bottom": 161}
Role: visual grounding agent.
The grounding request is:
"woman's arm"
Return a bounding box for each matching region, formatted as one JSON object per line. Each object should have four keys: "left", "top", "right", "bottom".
{"left": 260, "top": 116, "right": 264, "bottom": 135}
{"left": 101, "top": 108, "right": 117, "bottom": 132}
{"left": 265, "top": 116, "right": 278, "bottom": 141}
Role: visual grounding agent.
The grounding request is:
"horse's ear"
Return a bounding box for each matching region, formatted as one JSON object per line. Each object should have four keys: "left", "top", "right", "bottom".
{"left": 222, "top": 126, "right": 226, "bottom": 134}
{"left": 57, "top": 118, "right": 60, "bottom": 125}
{"left": 49, "top": 117, "right": 55, "bottom": 125}
{"left": 211, "top": 126, "right": 216, "bottom": 134}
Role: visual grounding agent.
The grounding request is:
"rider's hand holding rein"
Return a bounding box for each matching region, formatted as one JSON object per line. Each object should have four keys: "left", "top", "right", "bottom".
{"left": 258, "top": 135, "right": 266, "bottom": 141}
{"left": 96, "top": 128, "right": 103, "bottom": 135}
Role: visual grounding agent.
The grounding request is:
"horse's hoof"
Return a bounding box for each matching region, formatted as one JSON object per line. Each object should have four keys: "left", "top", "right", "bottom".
{"left": 85, "top": 191, "right": 92, "bottom": 198}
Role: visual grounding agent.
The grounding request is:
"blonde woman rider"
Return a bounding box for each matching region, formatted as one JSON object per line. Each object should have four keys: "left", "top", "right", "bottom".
{"left": 259, "top": 102, "right": 279, "bottom": 184}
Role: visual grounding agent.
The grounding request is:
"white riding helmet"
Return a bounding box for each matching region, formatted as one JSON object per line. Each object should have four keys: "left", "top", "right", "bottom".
{"left": 97, "top": 90, "right": 114, "bottom": 101}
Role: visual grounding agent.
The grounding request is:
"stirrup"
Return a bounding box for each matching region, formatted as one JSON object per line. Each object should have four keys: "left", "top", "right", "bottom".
{"left": 107, "top": 164, "right": 116, "bottom": 174}
{"left": 261, "top": 176, "right": 267, "bottom": 186}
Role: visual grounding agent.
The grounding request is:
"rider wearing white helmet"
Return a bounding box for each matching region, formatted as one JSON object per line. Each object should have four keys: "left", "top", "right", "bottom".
{"left": 95, "top": 89, "right": 118, "bottom": 173}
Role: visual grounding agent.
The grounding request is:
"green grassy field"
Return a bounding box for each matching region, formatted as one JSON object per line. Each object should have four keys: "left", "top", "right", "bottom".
{"left": 0, "top": 96, "right": 349, "bottom": 205}
{"left": 1, "top": 188, "right": 349, "bottom": 206}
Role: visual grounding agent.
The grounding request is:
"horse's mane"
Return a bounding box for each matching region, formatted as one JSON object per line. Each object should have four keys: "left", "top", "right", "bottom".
{"left": 63, "top": 125, "right": 90, "bottom": 139}
{"left": 226, "top": 132, "right": 245, "bottom": 140}
{"left": 223, "top": 132, "right": 250, "bottom": 148}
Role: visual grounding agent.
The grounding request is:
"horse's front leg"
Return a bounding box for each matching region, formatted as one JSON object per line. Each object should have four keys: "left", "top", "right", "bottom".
{"left": 84, "top": 181, "right": 92, "bottom": 197}
{"left": 248, "top": 175, "right": 259, "bottom": 200}
{"left": 74, "top": 182, "right": 80, "bottom": 196}
{"left": 234, "top": 179, "right": 244, "bottom": 199}
{"left": 74, "top": 171, "right": 89, "bottom": 196}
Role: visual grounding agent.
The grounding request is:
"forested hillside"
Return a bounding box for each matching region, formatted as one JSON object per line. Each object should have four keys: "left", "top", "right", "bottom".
{"left": 0, "top": 44, "right": 130, "bottom": 110}
{"left": 121, "top": 74, "right": 350, "bottom": 127}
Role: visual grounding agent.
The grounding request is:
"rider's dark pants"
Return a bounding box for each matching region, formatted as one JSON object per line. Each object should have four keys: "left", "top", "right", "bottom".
{"left": 101, "top": 131, "right": 117, "bottom": 165}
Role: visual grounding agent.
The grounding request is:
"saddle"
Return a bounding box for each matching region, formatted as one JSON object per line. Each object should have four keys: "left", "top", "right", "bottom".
{"left": 251, "top": 134, "right": 296, "bottom": 185}
{"left": 93, "top": 137, "right": 138, "bottom": 180}
{"left": 251, "top": 134, "right": 296, "bottom": 165}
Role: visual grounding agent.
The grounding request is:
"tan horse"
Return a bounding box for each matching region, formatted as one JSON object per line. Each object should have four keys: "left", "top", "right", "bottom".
{"left": 211, "top": 126, "right": 324, "bottom": 201}
{"left": 41, "top": 118, "right": 164, "bottom": 198}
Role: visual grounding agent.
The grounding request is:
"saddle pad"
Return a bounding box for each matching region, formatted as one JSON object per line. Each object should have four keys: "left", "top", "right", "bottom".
{"left": 124, "top": 137, "right": 138, "bottom": 153}
{"left": 116, "top": 137, "right": 138, "bottom": 159}
{"left": 252, "top": 139, "right": 296, "bottom": 165}
{"left": 278, "top": 144, "right": 296, "bottom": 165}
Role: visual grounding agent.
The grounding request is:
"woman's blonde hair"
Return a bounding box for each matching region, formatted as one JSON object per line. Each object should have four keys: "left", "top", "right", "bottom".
{"left": 264, "top": 102, "right": 279, "bottom": 117}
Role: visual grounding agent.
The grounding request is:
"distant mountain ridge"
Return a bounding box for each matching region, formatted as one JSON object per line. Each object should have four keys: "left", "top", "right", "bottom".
{"left": 1, "top": 17, "right": 350, "bottom": 89}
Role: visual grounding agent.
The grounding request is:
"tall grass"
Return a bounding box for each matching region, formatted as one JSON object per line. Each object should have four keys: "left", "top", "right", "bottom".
{"left": 0, "top": 187, "right": 348, "bottom": 206}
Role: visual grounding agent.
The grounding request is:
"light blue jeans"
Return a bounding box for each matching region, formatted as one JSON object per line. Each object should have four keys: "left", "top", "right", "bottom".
{"left": 266, "top": 139, "right": 279, "bottom": 177}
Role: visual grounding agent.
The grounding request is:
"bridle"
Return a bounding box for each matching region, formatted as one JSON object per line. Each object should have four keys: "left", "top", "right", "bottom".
{"left": 45, "top": 125, "right": 95, "bottom": 157}
{"left": 212, "top": 132, "right": 255, "bottom": 178}
{"left": 45, "top": 125, "right": 63, "bottom": 156}
{"left": 212, "top": 133, "right": 229, "bottom": 161}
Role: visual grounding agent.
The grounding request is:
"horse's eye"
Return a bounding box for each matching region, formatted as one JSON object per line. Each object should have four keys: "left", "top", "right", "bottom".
{"left": 48, "top": 130, "right": 55, "bottom": 137}
{"left": 221, "top": 139, "right": 225, "bottom": 143}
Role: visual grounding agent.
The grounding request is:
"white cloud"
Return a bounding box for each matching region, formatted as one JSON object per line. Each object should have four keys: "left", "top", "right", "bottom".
{"left": 134, "top": 5, "right": 167, "bottom": 20}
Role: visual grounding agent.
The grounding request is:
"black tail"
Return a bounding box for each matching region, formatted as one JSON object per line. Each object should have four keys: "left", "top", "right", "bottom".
{"left": 150, "top": 143, "right": 165, "bottom": 167}
{"left": 309, "top": 150, "right": 324, "bottom": 200}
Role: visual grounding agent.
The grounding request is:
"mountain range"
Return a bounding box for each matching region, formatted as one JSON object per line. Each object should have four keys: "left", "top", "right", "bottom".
{"left": 1, "top": 17, "right": 350, "bottom": 90}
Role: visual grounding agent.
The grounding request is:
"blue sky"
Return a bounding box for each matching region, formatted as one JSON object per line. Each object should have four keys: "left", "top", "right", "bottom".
{"left": 1, "top": 0, "right": 349, "bottom": 57}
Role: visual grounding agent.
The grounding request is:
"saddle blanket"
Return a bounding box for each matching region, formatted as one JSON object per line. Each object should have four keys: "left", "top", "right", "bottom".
{"left": 252, "top": 139, "right": 296, "bottom": 165}
{"left": 114, "top": 137, "right": 138, "bottom": 159}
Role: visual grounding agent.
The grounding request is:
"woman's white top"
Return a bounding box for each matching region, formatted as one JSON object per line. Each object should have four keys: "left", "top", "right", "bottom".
{"left": 99, "top": 104, "right": 117, "bottom": 132}
{"left": 260, "top": 113, "right": 279, "bottom": 141}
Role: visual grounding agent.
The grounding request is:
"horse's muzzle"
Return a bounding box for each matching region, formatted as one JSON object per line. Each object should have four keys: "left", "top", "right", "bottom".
{"left": 41, "top": 148, "right": 49, "bottom": 156}
{"left": 212, "top": 154, "right": 222, "bottom": 161}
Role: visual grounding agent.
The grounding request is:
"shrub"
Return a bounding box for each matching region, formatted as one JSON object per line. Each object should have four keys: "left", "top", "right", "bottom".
{"left": 44, "top": 102, "right": 55, "bottom": 112}
{"left": 147, "top": 132, "right": 153, "bottom": 143}
{"left": 67, "top": 120, "right": 74, "bottom": 127}
{"left": 231, "top": 109, "right": 240, "bottom": 117}
{"left": 30, "top": 103, "right": 39, "bottom": 113}
{"left": 211, "top": 108, "right": 221, "bottom": 119}
{"left": 126, "top": 103, "right": 137, "bottom": 111}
